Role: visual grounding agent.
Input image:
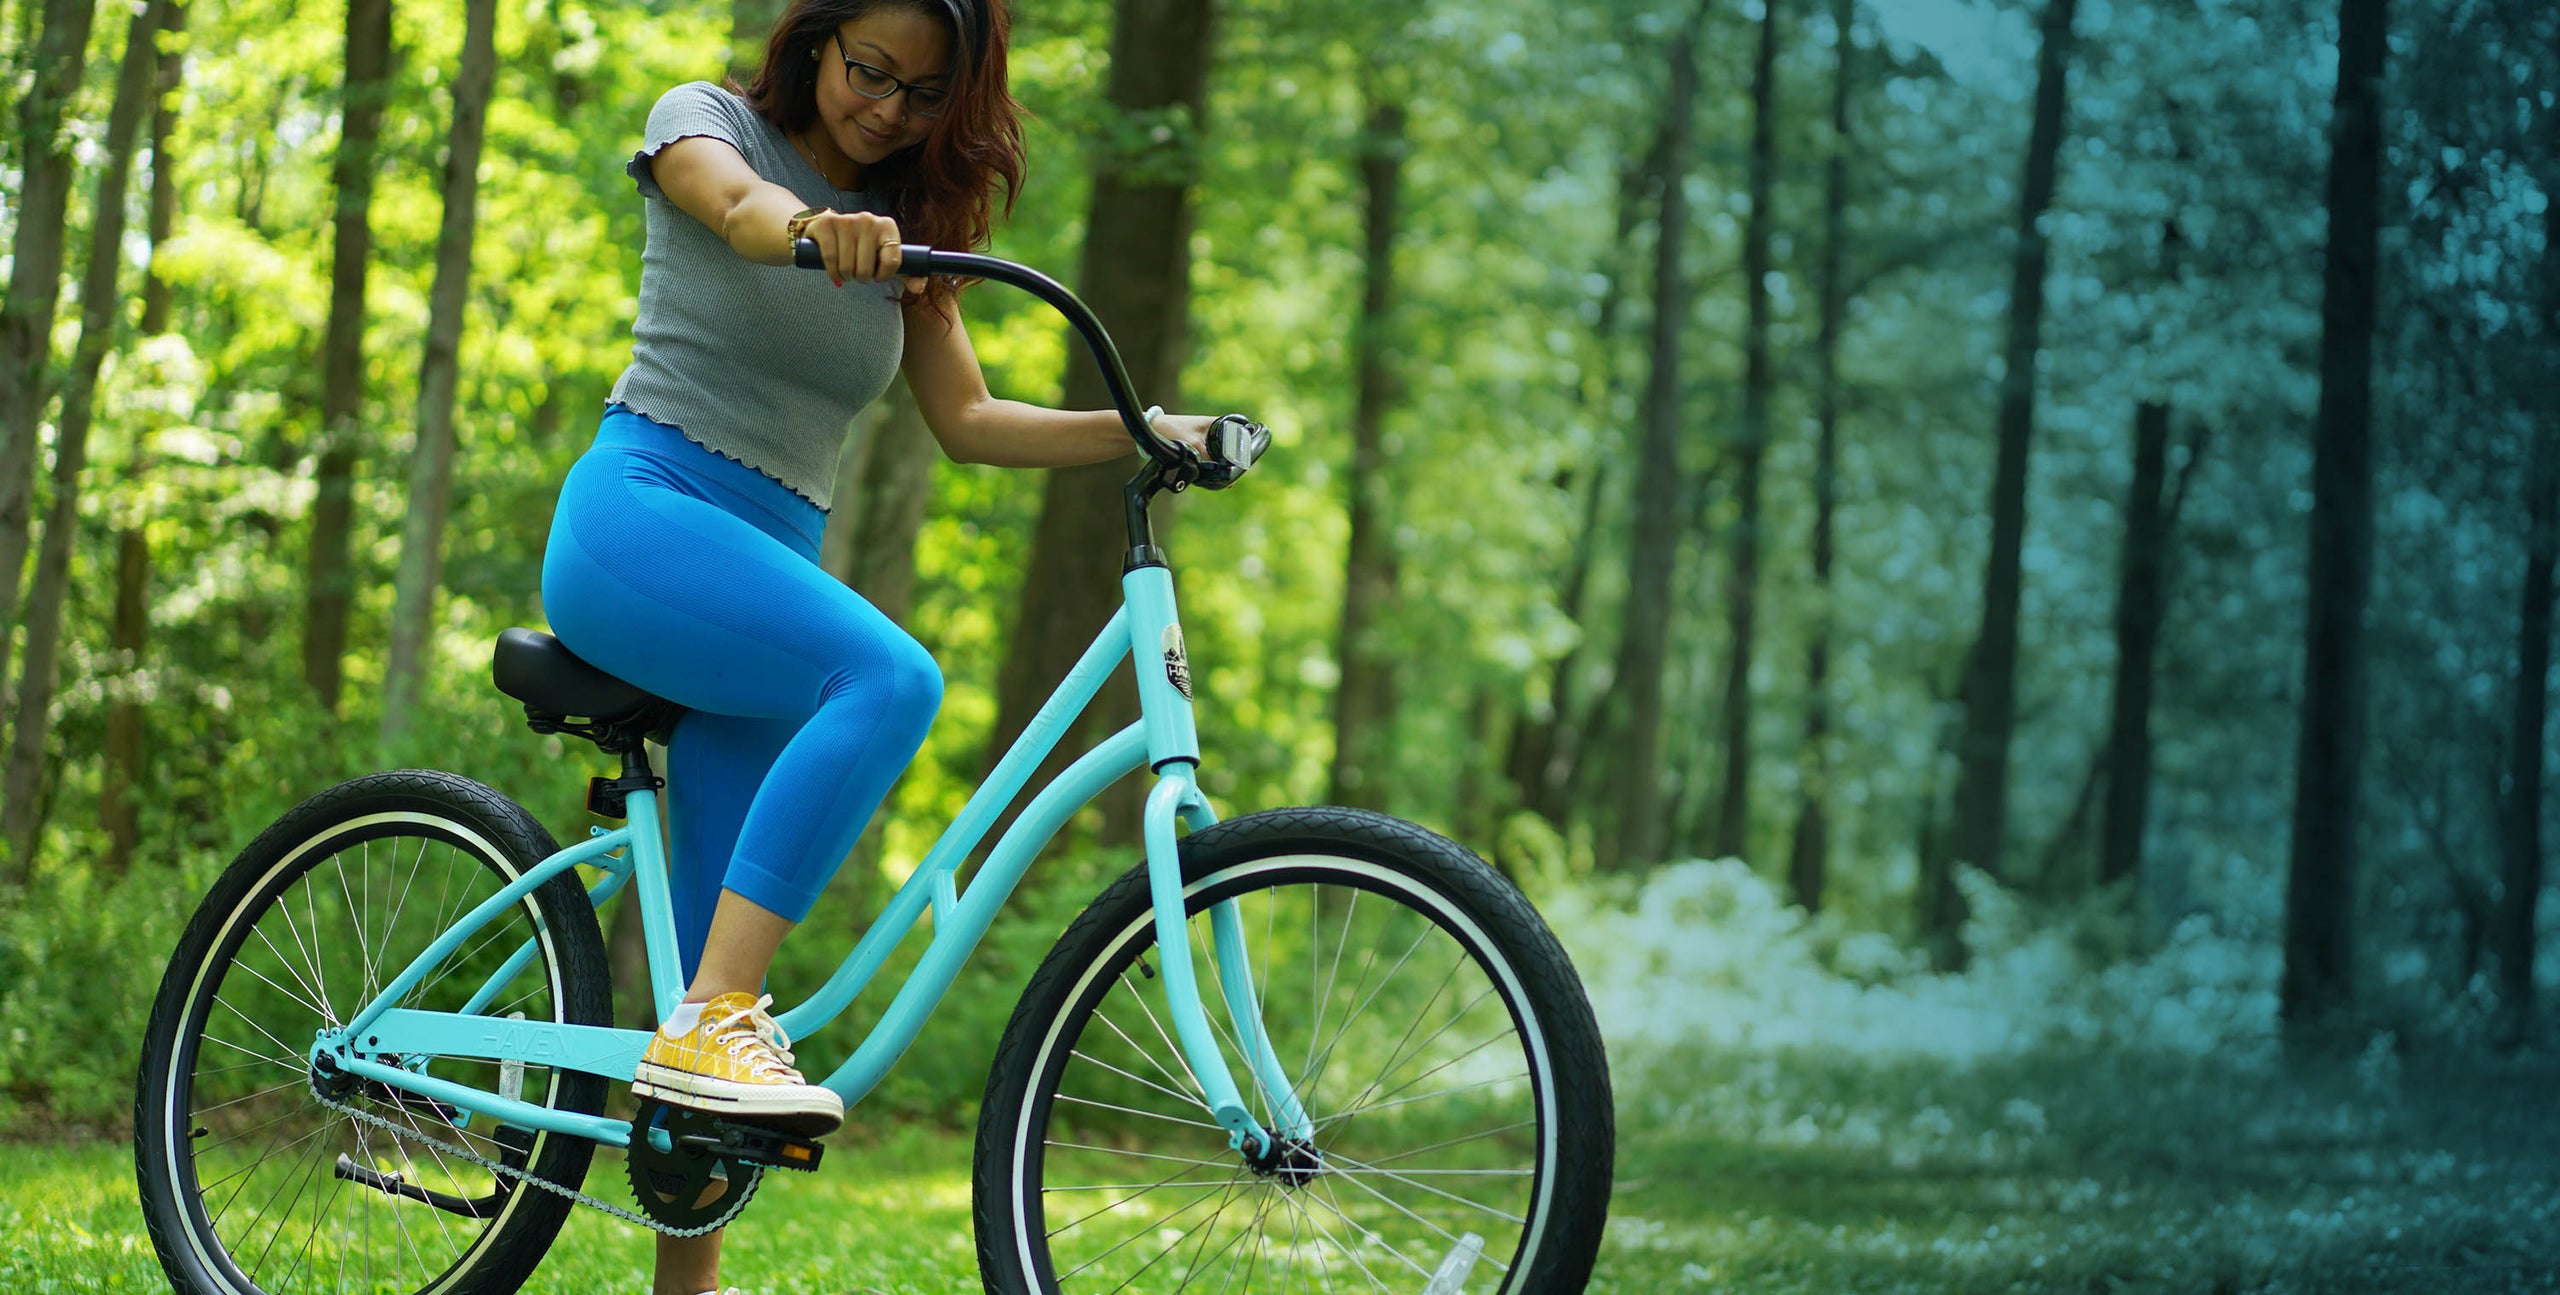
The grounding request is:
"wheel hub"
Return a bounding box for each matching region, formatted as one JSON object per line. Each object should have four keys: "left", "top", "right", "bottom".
{"left": 309, "top": 1052, "right": 358, "bottom": 1102}
{"left": 1242, "top": 1133, "right": 1323, "bottom": 1188}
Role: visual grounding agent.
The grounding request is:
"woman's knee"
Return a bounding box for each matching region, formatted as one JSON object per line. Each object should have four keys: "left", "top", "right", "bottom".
{"left": 816, "top": 628, "right": 942, "bottom": 732}
{"left": 883, "top": 634, "right": 944, "bottom": 735}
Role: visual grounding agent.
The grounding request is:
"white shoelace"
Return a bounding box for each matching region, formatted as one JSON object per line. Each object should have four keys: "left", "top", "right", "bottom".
{"left": 703, "top": 993, "right": 802, "bottom": 1083}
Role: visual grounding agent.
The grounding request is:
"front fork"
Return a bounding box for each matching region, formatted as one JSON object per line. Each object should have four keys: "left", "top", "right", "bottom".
{"left": 1124, "top": 561, "right": 1313, "bottom": 1157}
{"left": 1141, "top": 765, "right": 1315, "bottom": 1156}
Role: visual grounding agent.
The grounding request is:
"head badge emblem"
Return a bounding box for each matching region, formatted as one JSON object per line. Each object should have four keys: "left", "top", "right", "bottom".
{"left": 1160, "top": 624, "right": 1192, "bottom": 700}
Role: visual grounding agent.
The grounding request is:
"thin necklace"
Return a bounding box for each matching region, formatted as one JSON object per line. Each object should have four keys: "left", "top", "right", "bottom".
{"left": 794, "top": 130, "right": 847, "bottom": 189}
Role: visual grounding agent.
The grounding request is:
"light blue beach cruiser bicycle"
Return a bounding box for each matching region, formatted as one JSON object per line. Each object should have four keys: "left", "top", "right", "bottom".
{"left": 134, "top": 244, "right": 1615, "bottom": 1294}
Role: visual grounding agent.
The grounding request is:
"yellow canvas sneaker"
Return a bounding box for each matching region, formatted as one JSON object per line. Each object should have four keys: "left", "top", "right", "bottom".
{"left": 631, "top": 991, "right": 844, "bottom": 1136}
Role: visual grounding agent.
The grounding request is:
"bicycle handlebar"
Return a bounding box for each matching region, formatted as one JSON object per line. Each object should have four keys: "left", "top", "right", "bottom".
{"left": 793, "top": 238, "right": 1171, "bottom": 465}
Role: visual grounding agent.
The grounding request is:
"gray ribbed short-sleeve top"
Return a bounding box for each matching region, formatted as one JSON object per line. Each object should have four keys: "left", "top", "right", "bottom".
{"left": 607, "top": 81, "right": 906, "bottom": 510}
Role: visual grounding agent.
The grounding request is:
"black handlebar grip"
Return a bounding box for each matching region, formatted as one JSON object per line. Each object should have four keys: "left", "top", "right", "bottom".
{"left": 795, "top": 239, "right": 945, "bottom": 275}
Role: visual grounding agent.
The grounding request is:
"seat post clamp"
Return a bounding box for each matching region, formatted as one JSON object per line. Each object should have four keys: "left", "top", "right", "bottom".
{"left": 587, "top": 770, "right": 667, "bottom": 819}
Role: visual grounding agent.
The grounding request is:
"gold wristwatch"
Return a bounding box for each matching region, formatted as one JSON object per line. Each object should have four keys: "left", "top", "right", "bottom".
{"left": 785, "top": 206, "right": 830, "bottom": 241}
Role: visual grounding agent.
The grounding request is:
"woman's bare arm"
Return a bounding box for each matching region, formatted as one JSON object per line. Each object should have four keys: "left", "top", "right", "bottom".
{"left": 648, "top": 134, "right": 1213, "bottom": 466}
{"left": 900, "top": 293, "right": 1212, "bottom": 468}
{"left": 649, "top": 135, "right": 903, "bottom": 282}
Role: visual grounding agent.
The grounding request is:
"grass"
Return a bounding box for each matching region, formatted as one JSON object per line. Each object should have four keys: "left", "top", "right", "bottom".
{"left": 9, "top": 1044, "right": 2558, "bottom": 1293}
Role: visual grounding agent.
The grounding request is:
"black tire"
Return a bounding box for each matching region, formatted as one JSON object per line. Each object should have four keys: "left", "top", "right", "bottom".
{"left": 974, "top": 807, "right": 1613, "bottom": 1294}
{"left": 134, "top": 770, "right": 614, "bottom": 1295}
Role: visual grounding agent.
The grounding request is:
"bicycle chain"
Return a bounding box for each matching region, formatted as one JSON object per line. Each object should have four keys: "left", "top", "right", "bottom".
{"left": 309, "top": 1085, "right": 758, "bottom": 1238}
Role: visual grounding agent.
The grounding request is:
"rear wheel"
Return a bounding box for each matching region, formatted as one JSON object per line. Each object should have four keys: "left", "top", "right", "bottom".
{"left": 974, "top": 807, "right": 1613, "bottom": 1293}
{"left": 134, "top": 770, "right": 613, "bottom": 1295}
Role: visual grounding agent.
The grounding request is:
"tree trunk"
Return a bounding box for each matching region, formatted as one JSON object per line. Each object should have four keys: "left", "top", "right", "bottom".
{"left": 1933, "top": 0, "right": 2077, "bottom": 954}
{"left": 2496, "top": 134, "right": 2560, "bottom": 1042}
{"left": 1, "top": 0, "right": 175, "bottom": 877}
{"left": 103, "top": 3, "right": 188, "bottom": 878}
{"left": 2497, "top": 421, "right": 2556, "bottom": 1046}
{"left": 2097, "top": 401, "right": 2172, "bottom": 889}
{"left": 982, "top": 0, "right": 1215, "bottom": 844}
{"left": 140, "top": 8, "right": 185, "bottom": 338}
{"left": 0, "top": 0, "right": 101, "bottom": 718}
{"left": 301, "top": 0, "right": 396, "bottom": 714}
{"left": 822, "top": 379, "right": 935, "bottom": 628}
{"left": 1608, "top": 0, "right": 1711, "bottom": 870}
{"left": 1328, "top": 96, "right": 1407, "bottom": 812}
{"left": 1505, "top": 146, "right": 1659, "bottom": 826}
{"left": 1714, "top": 0, "right": 1784, "bottom": 861}
{"left": 383, "top": 0, "right": 499, "bottom": 748}
{"left": 2282, "top": 0, "right": 2389, "bottom": 1033}
{"left": 1789, "top": 0, "right": 1857, "bottom": 914}
{"left": 729, "top": 0, "right": 786, "bottom": 80}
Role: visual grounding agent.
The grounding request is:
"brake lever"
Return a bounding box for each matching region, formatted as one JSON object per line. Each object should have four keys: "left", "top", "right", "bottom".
{"left": 1144, "top": 405, "right": 1206, "bottom": 491}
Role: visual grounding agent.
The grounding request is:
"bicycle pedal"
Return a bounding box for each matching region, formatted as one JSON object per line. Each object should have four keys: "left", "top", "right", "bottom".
{"left": 675, "top": 1120, "right": 826, "bottom": 1172}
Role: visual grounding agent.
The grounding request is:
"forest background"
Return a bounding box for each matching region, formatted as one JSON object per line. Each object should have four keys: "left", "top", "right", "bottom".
{"left": 3, "top": 0, "right": 2559, "bottom": 1287}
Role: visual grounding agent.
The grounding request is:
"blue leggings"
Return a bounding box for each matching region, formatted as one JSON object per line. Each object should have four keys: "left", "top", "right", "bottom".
{"left": 541, "top": 405, "right": 942, "bottom": 980}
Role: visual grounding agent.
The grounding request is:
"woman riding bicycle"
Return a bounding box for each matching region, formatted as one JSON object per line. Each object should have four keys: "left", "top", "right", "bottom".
{"left": 541, "top": 1, "right": 1216, "bottom": 1289}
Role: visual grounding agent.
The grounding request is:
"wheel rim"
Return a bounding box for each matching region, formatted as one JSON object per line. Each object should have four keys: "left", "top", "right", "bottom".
{"left": 1014, "top": 854, "right": 1555, "bottom": 1293}
{"left": 158, "top": 812, "right": 578, "bottom": 1295}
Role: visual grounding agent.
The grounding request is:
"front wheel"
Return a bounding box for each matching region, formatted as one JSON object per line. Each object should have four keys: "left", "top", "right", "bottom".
{"left": 974, "top": 807, "right": 1613, "bottom": 1294}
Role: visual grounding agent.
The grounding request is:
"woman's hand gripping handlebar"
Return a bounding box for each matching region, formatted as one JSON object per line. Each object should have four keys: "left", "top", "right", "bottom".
{"left": 793, "top": 237, "right": 1272, "bottom": 489}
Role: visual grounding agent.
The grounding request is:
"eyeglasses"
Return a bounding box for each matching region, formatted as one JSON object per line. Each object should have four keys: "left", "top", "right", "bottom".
{"left": 831, "top": 36, "right": 949, "bottom": 120}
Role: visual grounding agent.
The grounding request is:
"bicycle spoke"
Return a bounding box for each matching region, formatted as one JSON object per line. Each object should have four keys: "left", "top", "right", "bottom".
{"left": 1210, "top": 1184, "right": 1283, "bottom": 1293}
{"left": 1045, "top": 1180, "right": 1246, "bottom": 1192}
{"left": 247, "top": 923, "right": 334, "bottom": 1025}
{"left": 243, "top": 1121, "right": 333, "bottom": 1280}
{"left": 1319, "top": 1060, "right": 1526, "bottom": 1130}
{"left": 1318, "top": 1156, "right": 1516, "bottom": 1275}
{"left": 1055, "top": 1177, "right": 1240, "bottom": 1284}
{"left": 1047, "top": 1148, "right": 1222, "bottom": 1240}
{"left": 192, "top": 1076, "right": 309, "bottom": 1121}
{"left": 1045, "top": 1140, "right": 1234, "bottom": 1170}
{"left": 1052, "top": 1092, "right": 1224, "bottom": 1131}
{"left": 1068, "top": 1047, "right": 1214, "bottom": 1114}
{"left": 212, "top": 1121, "right": 331, "bottom": 1227}
{"left": 301, "top": 865, "right": 337, "bottom": 1024}
{"left": 210, "top": 994, "right": 317, "bottom": 1067}
{"left": 1117, "top": 972, "right": 1211, "bottom": 1101}
{"left": 1299, "top": 918, "right": 1434, "bottom": 1118}
{"left": 1099, "top": 1174, "right": 1244, "bottom": 1295}
{"left": 1358, "top": 1118, "right": 1537, "bottom": 1166}
{"left": 335, "top": 854, "right": 381, "bottom": 1005}
{"left": 197, "top": 1029, "right": 304, "bottom": 1073}
{"left": 1337, "top": 1006, "right": 1512, "bottom": 1118}
{"left": 1315, "top": 1147, "right": 1526, "bottom": 1225}
{"left": 1333, "top": 972, "right": 1488, "bottom": 1124}
{"left": 1316, "top": 1172, "right": 1434, "bottom": 1283}
{"left": 1088, "top": 1001, "right": 1207, "bottom": 1109}
{"left": 1279, "top": 1183, "right": 1391, "bottom": 1292}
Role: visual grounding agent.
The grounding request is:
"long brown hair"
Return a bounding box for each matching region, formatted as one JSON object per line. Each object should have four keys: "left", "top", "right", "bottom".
{"left": 738, "top": 0, "right": 1023, "bottom": 308}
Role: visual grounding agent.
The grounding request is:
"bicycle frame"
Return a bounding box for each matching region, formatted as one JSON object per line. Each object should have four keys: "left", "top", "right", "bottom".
{"left": 311, "top": 562, "right": 1310, "bottom": 1158}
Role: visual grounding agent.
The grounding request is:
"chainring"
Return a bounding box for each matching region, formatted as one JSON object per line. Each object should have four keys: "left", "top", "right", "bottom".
{"left": 626, "top": 1099, "right": 765, "bottom": 1232}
